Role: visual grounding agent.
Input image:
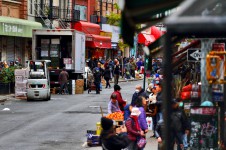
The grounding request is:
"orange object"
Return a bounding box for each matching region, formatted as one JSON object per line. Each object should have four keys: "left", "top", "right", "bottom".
{"left": 206, "top": 55, "right": 221, "bottom": 81}
{"left": 106, "top": 112, "right": 124, "bottom": 121}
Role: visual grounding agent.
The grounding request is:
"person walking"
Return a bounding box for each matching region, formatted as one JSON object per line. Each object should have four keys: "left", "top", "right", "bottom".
{"left": 103, "top": 66, "right": 111, "bottom": 89}
{"left": 100, "top": 117, "right": 130, "bottom": 150}
{"left": 112, "top": 85, "right": 127, "bottom": 111}
{"left": 58, "top": 68, "right": 69, "bottom": 94}
{"left": 130, "top": 58, "right": 137, "bottom": 78}
{"left": 108, "top": 94, "right": 121, "bottom": 114}
{"left": 93, "top": 63, "right": 103, "bottom": 94}
{"left": 125, "top": 107, "right": 145, "bottom": 150}
{"left": 114, "top": 59, "right": 120, "bottom": 85}
{"left": 136, "top": 96, "right": 148, "bottom": 136}
{"left": 125, "top": 59, "right": 132, "bottom": 79}
{"left": 155, "top": 119, "right": 164, "bottom": 150}
{"left": 170, "top": 99, "right": 190, "bottom": 150}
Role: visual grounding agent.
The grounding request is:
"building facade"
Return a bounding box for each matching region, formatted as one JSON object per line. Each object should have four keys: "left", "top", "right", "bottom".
{"left": 0, "top": 0, "right": 42, "bottom": 65}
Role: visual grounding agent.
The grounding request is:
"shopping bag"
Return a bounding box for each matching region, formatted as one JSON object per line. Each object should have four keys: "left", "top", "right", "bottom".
{"left": 146, "top": 117, "right": 153, "bottom": 131}
{"left": 137, "top": 137, "right": 146, "bottom": 149}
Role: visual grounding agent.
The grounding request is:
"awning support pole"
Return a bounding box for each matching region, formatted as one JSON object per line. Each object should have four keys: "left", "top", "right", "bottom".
{"left": 200, "top": 39, "right": 215, "bottom": 103}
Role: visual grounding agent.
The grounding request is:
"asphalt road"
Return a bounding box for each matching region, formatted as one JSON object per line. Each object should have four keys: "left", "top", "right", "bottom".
{"left": 0, "top": 80, "right": 157, "bottom": 150}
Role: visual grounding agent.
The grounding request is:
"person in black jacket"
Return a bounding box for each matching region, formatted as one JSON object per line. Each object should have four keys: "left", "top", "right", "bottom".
{"left": 100, "top": 117, "right": 130, "bottom": 150}
{"left": 155, "top": 81, "right": 163, "bottom": 122}
{"left": 155, "top": 119, "right": 164, "bottom": 150}
{"left": 131, "top": 85, "right": 146, "bottom": 107}
{"left": 93, "top": 63, "right": 103, "bottom": 94}
{"left": 104, "top": 66, "right": 111, "bottom": 89}
{"left": 170, "top": 99, "right": 190, "bottom": 150}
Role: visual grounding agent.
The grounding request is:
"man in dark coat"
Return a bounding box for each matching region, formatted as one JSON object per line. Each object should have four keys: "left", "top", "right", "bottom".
{"left": 131, "top": 85, "right": 146, "bottom": 106}
{"left": 170, "top": 99, "right": 190, "bottom": 150}
{"left": 58, "top": 67, "right": 69, "bottom": 94}
{"left": 93, "top": 63, "right": 103, "bottom": 94}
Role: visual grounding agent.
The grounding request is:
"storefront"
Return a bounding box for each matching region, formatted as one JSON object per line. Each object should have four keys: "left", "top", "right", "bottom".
{"left": 0, "top": 16, "right": 42, "bottom": 65}
{"left": 73, "top": 21, "right": 111, "bottom": 59}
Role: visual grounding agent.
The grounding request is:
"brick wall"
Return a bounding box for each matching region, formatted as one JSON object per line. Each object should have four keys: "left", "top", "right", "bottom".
{"left": 0, "top": 0, "right": 2, "bottom": 16}
{"left": 20, "top": 0, "right": 27, "bottom": 19}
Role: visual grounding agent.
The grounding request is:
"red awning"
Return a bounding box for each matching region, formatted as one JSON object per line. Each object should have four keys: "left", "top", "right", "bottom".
{"left": 86, "top": 34, "right": 111, "bottom": 49}
{"left": 138, "top": 33, "right": 156, "bottom": 46}
{"left": 73, "top": 21, "right": 100, "bottom": 35}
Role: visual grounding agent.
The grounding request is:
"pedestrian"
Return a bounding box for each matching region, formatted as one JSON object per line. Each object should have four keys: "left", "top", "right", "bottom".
{"left": 130, "top": 58, "right": 137, "bottom": 78}
{"left": 131, "top": 85, "right": 146, "bottom": 107}
{"left": 136, "top": 58, "right": 144, "bottom": 71}
{"left": 103, "top": 66, "right": 111, "bottom": 89}
{"left": 155, "top": 119, "right": 164, "bottom": 150}
{"left": 125, "top": 107, "right": 145, "bottom": 150}
{"left": 114, "top": 59, "right": 120, "bottom": 85}
{"left": 93, "top": 63, "right": 103, "bottom": 94}
{"left": 135, "top": 96, "right": 148, "bottom": 135}
{"left": 112, "top": 85, "right": 127, "bottom": 111}
{"left": 58, "top": 67, "right": 69, "bottom": 94}
{"left": 155, "top": 81, "right": 163, "bottom": 122}
{"left": 144, "top": 83, "right": 155, "bottom": 99}
{"left": 100, "top": 117, "right": 130, "bottom": 150}
{"left": 125, "top": 59, "right": 131, "bottom": 79}
{"left": 170, "top": 99, "right": 190, "bottom": 150}
{"left": 108, "top": 94, "right": 121, "bottom": 114}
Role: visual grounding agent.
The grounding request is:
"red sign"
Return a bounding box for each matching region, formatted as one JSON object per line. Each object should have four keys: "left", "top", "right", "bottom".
{"left": 212, "top": 43, "right": 225, "bottom": 60}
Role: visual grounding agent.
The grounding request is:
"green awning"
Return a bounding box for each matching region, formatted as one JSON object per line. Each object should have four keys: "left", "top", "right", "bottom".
{"left": 0, "top": 16, "right": 42, "bottom": 38}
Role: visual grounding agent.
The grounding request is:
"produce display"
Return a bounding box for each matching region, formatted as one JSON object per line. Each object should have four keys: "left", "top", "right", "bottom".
{"left": 106, "top": 112, "right": 124, "bottom": 121}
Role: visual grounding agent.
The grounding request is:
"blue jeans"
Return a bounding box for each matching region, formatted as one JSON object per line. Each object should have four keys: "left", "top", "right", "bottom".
{"left": 156, "top": 112, "right": 163, "bottom": 122}
{"left": 182, "top": 134, "right": 188, "bottom": 148}
{"left": 60, "top": 83, "right": 68, "bottom": 94}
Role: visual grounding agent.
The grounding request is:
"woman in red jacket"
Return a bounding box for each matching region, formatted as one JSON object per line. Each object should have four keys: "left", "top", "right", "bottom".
{"left": 125, "top": 107, "right": 145, "bottom": 150}
{"left": 112, "top": 85, "right": 127, "bottom": 111}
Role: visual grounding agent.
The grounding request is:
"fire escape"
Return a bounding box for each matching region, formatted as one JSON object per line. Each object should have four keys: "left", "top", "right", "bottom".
{"left": 34, "top": 0, "right": 80, "bottom": 29}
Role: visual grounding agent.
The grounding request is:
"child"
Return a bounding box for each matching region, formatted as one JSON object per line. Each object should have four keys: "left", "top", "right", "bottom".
{"left": 108, "top": 94, "right": 121, "bottom": 114}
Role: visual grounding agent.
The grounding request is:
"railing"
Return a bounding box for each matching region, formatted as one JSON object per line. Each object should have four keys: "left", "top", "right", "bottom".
{"left": 35, "top": 4, "right": 80, "bottom": 22}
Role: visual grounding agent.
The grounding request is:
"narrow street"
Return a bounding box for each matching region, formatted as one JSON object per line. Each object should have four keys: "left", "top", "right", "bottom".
{"left": 0, "top": 80, "right": 157, "bottom": 150}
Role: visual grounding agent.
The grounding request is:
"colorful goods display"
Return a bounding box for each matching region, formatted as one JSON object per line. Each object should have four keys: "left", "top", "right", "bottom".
{"left": 105, "top": 112, "right": 124, "bottom": 121}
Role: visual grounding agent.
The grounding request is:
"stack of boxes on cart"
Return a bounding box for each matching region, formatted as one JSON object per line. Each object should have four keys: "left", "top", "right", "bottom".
{"left": 14, "top": 69, "right": 29, "bottom": 98}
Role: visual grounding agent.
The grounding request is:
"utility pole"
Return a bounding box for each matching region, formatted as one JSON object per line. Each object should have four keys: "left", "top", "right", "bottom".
{"left": 49, "top": 0, "right": 53, "bottom": 29}
{"left": 100, "top": 0, "right": 102, "bottom": 29}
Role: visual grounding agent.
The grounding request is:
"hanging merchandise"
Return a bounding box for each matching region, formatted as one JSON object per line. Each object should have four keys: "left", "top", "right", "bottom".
{"left": 181, "top": 91, "right": 201, "bottom": 101}
{"left": 182, "top": 84, "right": 201, "bottom": 92}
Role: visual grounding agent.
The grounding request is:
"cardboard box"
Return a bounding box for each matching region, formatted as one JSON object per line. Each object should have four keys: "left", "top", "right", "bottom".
{"left": 15, "top": 76, "right": 23, "bottom": 82}
{"left": 15, "top": 81, "right": 27, "bottom": 88}
{"left": 15, "top": 69, "right": 26, "bottom": 76}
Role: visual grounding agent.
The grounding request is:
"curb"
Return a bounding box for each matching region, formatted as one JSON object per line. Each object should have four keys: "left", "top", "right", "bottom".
{"left": 109, "top": 78, "right": 143, "bottom": 83}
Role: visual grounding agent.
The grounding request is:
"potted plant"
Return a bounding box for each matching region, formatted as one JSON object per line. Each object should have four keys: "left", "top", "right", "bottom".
{"left": 0, "top": 66, "right": 17, "bottom": 94}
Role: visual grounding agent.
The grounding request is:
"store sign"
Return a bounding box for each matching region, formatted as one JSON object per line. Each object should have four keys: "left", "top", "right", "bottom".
{"left": 86, "top": 37, "right": 93, "bottom": 41}
{"left": 74, "top": 5, "right": 87, "bottom": 21}
{"left": 100, "top": 31, "right": 112, "bottom": 38}
{"left": 102, "top": 24, "right": 120, "bottom": 43}
{"left": 2, "top": 23, "right": 23, "bottom": 34}
{"left": 0, "top": 18, "right": 42, "bottom": 37}
{"left": 187, "top": 49, "right": 201, "bottom": 62}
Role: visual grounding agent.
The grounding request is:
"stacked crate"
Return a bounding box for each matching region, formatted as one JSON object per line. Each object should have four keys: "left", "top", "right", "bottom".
{"left": 14, "top": 69, "right": 28, "bottom": 98}
{"left": 76, "top": 79, "right": 84, "bottom": 94}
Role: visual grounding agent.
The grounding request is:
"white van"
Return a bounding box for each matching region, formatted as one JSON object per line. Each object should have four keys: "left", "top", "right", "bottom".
{"left": 27, "top": 60, "right": 51, "bottom": 101}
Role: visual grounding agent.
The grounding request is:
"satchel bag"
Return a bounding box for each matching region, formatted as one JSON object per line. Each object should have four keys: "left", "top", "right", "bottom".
{"left": 137, "top": 137, "right": 147, "bottom": 149}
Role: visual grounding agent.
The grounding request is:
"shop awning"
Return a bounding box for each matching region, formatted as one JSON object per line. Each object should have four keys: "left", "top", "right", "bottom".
{"left": 73, "top": 21, "right": 100, "bottom": 35}
{"left": 86, "top": 34, "right": 111, "bottom": 49}
{"left": 0, "top": 16, "right": 42, "bottom": 38}
{"left": 121, "top": 0, "right": 183, "bottom": 46}
{"left": 138, "top": 33, "right": 155, "bottom": 46}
